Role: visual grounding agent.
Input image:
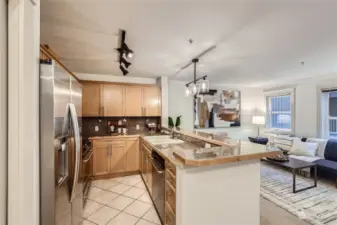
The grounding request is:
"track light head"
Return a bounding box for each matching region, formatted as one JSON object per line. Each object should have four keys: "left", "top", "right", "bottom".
{"left": 126, "top": 51, "right": 134, "bottom": 59}
{"left": 122, "top": 43, "right": 134, "bottom": 58}
{"left": 121, "top": 57, "right": 131, "bottom": 69}
{"left": 119, "top": 65, "right": 129, "bottom": 76}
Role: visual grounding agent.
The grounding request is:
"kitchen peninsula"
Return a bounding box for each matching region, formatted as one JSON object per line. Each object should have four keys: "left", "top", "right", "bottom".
{"left": 89, "top": 129, "right": 280, "bottom": 225}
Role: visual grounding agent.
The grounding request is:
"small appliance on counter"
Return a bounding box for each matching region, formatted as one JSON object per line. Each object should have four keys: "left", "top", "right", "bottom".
{"left": 107, "top": 121, "right": 116, "bottom": 134}
{"left": 108, "top": 119, "right": 128, "bottom": 135}
{"left": 145, "top": 119, "right": 157, "bottom": 134}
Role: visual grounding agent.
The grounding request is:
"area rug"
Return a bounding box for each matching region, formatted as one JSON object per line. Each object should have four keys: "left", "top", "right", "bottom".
{"left": 261, "top": 163, "right": 337, "bottom": 225}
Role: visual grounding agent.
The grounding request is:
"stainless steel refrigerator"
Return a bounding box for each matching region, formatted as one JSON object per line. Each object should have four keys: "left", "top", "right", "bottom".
{"left": 40, "top": 59, "right": 83, "bottom": 225}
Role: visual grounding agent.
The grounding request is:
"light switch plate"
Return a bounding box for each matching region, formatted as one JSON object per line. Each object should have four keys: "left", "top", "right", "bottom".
{"left": 94, "top": 125, "right": 99, "bottom": 132}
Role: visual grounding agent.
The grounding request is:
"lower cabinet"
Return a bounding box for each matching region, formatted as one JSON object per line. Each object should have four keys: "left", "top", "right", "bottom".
{"left": 110, "top": 142, "right": 127, "bottom": 173}
{"left": 93, "top": 141, "right": 111, "bottom": 176}
{"left": 165, "top": 161, "right": 176, "bottom": 225}
{"left": 140, "top": 142, "right": 153, "bottom": 195}
{"left": 126, "top": 138, "right": 140, "bottom": 171}
{"left": 92, "top": 137, "right": 139, "bottom": 177}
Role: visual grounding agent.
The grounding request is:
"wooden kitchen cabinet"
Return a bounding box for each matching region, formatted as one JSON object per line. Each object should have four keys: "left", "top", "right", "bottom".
{"left": 102, "top": 84, "right": 124, "bottom": 116}
{"left": 82, "top": 82, "right": 161, "bottom": 117}
{"left": 124, "top": 86, "right": 143, "bottom": 116}
{"left": 143, "top": 86, "right": 161, "bottom": 116}
{"left": 92, "top": 137, "right": 142, "bottom": 177}
{"left": 110, "top": 141, "right": 127, "bottom": 173}
{"left": 82, "top": 83, "right": 102, "bottom": 116}
{"left": 125, "top": 138, "right": 139, "bottom": 172}
{"left": 93, "top": 141, "right": 110, "bottom": 176}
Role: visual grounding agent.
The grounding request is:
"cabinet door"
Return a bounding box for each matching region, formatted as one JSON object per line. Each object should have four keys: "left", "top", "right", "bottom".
{"left": 110, "top": 142, "right": 127, "bottom": 173}
{"left": 146, "top": 153, "right": 153, "bottom": 195}
{"left": 82, "top": 83, "right": 101, "bottom": 116}
{"left": 139, "top": 143, "right": 143, "bottom": 174}
{"left": 102, "top": 84, "right": 124, "bottom": 116}
{"left": 126, "top": 138, "right": 139, "bottom": 172}
{"left": 93, "top": 141, "right": 110, "bottom": 176}
{"left": 142, "top": 146, "right": 147, "bottom": 181}
{"left": 143, "top": 86, "right": 161, "bottom": 116}
{"left": 124, "top": 86, "right": 143, "bottom": 116}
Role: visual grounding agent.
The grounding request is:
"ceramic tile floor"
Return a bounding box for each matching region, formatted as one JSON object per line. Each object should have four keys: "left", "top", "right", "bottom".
{"left": 83, "top": 174, "right": 311, "bottom": 225}
{"left": 82, "top": 174, "right": 161, "bottom": 225}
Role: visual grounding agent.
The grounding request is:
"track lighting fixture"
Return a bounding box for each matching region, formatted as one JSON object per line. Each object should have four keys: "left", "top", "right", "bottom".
{"left": 121, "top": 57, "right": 131, "bottom": 69}
{"left": 119, "top": 65, "right": 129, "bottom": 76}
{"left": 118, "top": 29, "right": 134, "bottom": 75}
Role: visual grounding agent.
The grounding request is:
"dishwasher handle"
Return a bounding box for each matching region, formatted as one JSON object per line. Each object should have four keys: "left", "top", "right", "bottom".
{"left": 149, "top": 158, "right": 164, "bottom": 174}
{"left": 83, "top": 150, "right": 93, "bottom": 163}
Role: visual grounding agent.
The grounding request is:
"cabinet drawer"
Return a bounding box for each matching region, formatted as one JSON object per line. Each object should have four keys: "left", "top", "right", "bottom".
{"left": 166, "top": 169, "right": 176, "bottom": 189}
{"left": 166, "top": 161, "right": 176, "bottom": 175}
{"left": 165, "top": 202, "right": 176, "bottom": 225}
{"left": 111, "top": 141, "right": 125, "bottom": 146}
{"left": 165, "top": 181, "right": 176, "bottom": 214}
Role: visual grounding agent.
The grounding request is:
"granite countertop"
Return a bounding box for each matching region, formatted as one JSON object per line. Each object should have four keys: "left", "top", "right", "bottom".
{"left": 142, "top": 135, "right": 281, "bottom": 167}
{"left": 88, "top": 131, "right": 163, "bottom": 140}
{"left": 172, "top": 140, "right": 281, "bottom": 166}
{"left": 162, "top": 127, "right": 227, "bottom": 146}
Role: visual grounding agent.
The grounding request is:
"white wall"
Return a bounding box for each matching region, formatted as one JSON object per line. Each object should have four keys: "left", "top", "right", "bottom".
{"left": 0, "top": 0, "right": 7, "bottom": 223}
{"left": 263, "top": 75, "right": 337, "bottom": 138}
{"left": 157, "top": 76, "right": 169, "bottom": 127}
{"left": 76, "top": 72, "right": 157, "bottom": 84}
{"left": 8, "top": 0, "right": 40, "bottom": 224}
{"left": 168, "top": 80, "right": 265, "bottom": 140}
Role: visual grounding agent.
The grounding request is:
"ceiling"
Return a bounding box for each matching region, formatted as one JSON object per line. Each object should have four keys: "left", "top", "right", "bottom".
{"left": 41, "top": 0, "right": 337, "bottom": 87}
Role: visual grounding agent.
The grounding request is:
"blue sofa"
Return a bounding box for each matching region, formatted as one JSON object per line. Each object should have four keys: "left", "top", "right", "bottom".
{"left": 313, "top": 139, "right": 337, "bottom": 187}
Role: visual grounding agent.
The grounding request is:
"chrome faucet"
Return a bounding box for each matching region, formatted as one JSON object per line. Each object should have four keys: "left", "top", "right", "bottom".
{"left": 170, "top": 128, "right": 176, "bottom": 139}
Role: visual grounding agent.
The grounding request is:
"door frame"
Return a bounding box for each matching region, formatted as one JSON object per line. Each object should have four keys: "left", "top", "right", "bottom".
{"left": 7, "top": 0, "right": 40, "bottom": 224}
{"left": 0, "top": 0, "right": 7, "bottom": 224}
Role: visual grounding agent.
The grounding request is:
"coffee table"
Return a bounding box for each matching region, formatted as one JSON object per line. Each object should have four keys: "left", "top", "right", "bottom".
{"left": 261, "top": 158, "right": 317, "bottom": 193}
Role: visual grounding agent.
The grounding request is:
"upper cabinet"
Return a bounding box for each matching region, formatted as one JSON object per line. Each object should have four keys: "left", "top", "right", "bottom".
{"left": 124, "top": 85, "right": 143, "bottom": 116}
{"left": 81, "top": 82, "right": 161, "bottom": 117}
{"left": 103, "top": 84, "right": 124, "bottom": 116}
{"left": 82, "top": 83, "right": 102, "bottom": 117}
{"left": 143, "top": 86, "right": 161, "bottom": 116}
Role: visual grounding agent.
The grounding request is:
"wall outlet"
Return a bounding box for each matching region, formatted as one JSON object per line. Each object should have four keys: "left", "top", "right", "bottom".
{"left": 205, "top": 143, "right": 211, "bottom": 148}
{"left": 136, "top": 124, "right": 140, "bottom": 130}
{"left": 94, "top": 125, "right": 99, "bottom": 132}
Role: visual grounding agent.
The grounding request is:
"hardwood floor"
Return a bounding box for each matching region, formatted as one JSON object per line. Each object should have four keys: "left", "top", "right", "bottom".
{"left": 261, "top": 197, "right": 310, "bottom": 225}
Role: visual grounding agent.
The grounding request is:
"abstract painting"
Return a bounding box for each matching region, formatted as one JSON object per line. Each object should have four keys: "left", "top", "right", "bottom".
{"left": 194, "top": 89, "right": 241, "bottom": 128}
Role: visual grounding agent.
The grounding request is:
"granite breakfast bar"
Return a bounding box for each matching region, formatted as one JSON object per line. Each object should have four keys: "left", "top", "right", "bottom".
{"left": 141, "top": 129, "right": 281, "bottom": 225}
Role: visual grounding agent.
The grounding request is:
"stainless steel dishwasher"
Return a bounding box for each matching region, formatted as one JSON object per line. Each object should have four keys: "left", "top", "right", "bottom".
{"left": 150, "top": 150, "right": 165, "bottom": 224}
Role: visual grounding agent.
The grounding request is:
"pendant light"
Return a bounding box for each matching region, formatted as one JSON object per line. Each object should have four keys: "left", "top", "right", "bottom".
{"left": 185, "top": 84, "right": 191, "bottom": 96}
{"left": 184, "top": 58, "right": 210, "bottom": 96}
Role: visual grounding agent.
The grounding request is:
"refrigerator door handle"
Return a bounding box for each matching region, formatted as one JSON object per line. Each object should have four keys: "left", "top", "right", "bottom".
{"left": 69, "top": 103, "right": 81, "bottom": 202}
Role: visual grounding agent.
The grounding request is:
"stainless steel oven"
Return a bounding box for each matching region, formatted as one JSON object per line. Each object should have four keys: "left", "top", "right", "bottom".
{"left": 151, "top": 151, "right": 165, "bottom": 224}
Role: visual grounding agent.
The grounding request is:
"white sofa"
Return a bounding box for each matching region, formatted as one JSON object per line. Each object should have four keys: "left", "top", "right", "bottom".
{"left": 268, "top": 134, "right": 328, "bottom": 161}
{"left": 289, "top": 138, "right": 328, "bottom": 162}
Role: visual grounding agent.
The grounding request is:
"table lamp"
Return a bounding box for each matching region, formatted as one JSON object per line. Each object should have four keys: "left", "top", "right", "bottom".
{"left": 252, "top": 116, "right": 265, "bottom": 137}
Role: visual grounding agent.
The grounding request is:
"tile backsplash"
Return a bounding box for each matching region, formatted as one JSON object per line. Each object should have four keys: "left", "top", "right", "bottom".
{"left": 82, "top": 117, "right": 161, "bottom": 138}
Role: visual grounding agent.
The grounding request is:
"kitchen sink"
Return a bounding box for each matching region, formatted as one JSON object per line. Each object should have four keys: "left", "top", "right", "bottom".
{"left": 144, "top": 135, "right": 184, "bottom": 145}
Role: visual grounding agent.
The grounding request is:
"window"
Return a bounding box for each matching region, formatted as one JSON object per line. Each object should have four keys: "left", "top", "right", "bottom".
{"left": 321, "top": 90, "right": 337, "bottom": 139}
{"left": 265, "top": 89, "right": 294, "bottom": 132}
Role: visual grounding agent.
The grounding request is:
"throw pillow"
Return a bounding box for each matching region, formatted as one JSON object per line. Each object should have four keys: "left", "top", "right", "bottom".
{"left": 306, "top": 138, "right": 328, "bottom": 158}
{"left": 289, "top": 139, "right": 318, "bottom": 157}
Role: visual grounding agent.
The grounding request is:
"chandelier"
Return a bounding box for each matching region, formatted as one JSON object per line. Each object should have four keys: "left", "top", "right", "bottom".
{"left": 185, "top": 58, "right": 210, "bottom": 96}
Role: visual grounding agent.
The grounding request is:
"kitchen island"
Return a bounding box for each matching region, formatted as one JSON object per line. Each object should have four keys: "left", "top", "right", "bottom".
{"left": 89, "top": 130, "right": 280, "bottom": 225}
{"left": 141, "top": 130, "right": 280, "bottom": 225}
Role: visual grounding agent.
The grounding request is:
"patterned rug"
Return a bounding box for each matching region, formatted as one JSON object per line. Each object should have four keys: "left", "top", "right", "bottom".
{"left": 261, "top": 164, "right": 337, "bottom": 225}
